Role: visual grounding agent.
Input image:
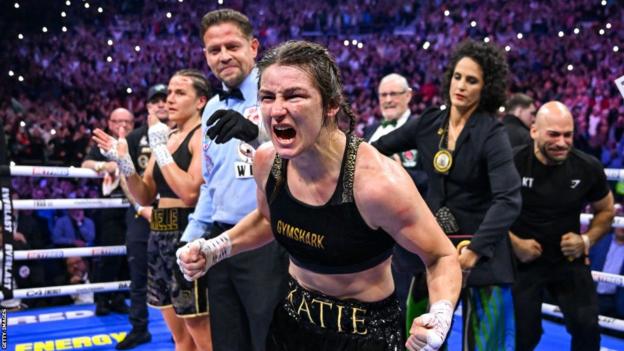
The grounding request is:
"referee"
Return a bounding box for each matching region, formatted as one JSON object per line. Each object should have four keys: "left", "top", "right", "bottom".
{"left": 509, "top": 101, "right": 615, "bottom": 351}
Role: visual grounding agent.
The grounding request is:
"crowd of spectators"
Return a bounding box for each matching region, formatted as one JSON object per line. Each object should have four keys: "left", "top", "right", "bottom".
{"left": 1, "top": 0, "right": 622, "bottom": 171}
{"left": 1, "top": 0, "right": 623, "bottom": 318}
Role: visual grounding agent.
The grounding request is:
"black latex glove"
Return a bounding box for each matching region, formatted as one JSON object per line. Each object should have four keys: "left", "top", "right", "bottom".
{"left": 206, "top": 109, "right": 259, "bottom": 144}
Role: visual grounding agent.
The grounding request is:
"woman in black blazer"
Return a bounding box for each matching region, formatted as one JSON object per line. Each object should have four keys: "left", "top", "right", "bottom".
{"left": 373, "top": 39, "right": 521, "bottom": 351}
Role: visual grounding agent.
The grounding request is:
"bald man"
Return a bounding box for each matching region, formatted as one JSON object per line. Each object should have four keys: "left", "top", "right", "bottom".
{"left": 82, "top": 107, "right": 135, "bottom": 317}
{"left": 509, "top": 101, "right": 615, "bottom": 351}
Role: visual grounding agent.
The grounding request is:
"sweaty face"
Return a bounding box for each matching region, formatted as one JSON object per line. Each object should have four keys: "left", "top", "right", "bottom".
{"left": 166, "top": 75, "right": 204, "bottom": 123}
{"left": 203, "top": 22, "right": 258, "bottom": 89}
{"left": 259, "top": 65, "right": 330, "bottom": 159}
{"left": 449, "top": 57, "right": 484, "bottom": 112}
{"left": 533, "top": 114, "right": 574, "bottom": 164}
{"left": 378, "top": 79, "right": 411, "bottom": 121}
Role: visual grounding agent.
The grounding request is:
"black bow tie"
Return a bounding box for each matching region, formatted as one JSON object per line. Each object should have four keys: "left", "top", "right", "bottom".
{"left": 380, "top": 119, "right": 398, "bottom": 128}
{"left": 217, "top": 88, "right": 244, "bottom": 101}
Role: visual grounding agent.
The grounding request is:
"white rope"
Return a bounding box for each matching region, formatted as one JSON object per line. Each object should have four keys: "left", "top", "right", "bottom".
{"left": 580, "top": 214, "right": 624, "bottom": 229}
{"left": 11, "top": 198, "right": 129, "bottom": 210}
{"left": 542, "top": 303, "right": 624, "bottom": 332}
{"left": 7, "top": 165, "right": 623, "bottom": 180}
{"left": 9, "top": 165, "right": 102, "bottom": 178}
{"left": 13, "top": 246, "right": 126, "bottom": 261}
{"left": 13, "top": 281, "right": 130, "bottom": 299}
{"left": 605, "top": 168, "right": 624, "bottom": 181}
{"left": 591, "top": 271, "right": 624, "bottom": 288}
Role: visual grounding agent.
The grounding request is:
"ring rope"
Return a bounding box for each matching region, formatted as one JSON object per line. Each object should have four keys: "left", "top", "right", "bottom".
{"left": 591, "top": 271, "right": 624, "bottom": 288}
{"left": 12, "top": 278, "right": 624, "bottom": 332}
{"left": 604, "top": 168, "right": 624, "bottom": 181}
{"left": 580, "top": 214, "right": 624, "bottom": 228}
{"left": 12, "top": 198, "right": 129, "bottom": 210}
{"left": 5, "top": 199, "right": 623, "bottom": 225}
{"left": 4, "top": 165, "right": 624, "bottom": 181}
{"left": 13, "top": 246, "right": 126, "bottom": 261}
{"left": 542, "top": 303, "right": 624, "bottom": 333}
{"left": 3, "top": 165, "right": 102, "bottom": 178}
{"left": 12, "top": 281, "right": 130, "bottom": 300}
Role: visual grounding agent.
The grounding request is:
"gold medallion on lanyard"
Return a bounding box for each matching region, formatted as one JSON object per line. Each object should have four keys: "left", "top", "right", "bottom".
{"left": 433, "top": 148, "right": 453, "bottom": 174}
{"left": 434, "top": 118, "right": 453, "bottom": 174}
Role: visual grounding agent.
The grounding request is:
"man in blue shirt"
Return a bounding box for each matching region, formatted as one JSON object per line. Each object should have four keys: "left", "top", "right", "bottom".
{"left": 590, "top": 204, "right": 624, "bottom": 318}
{"left": 180, "top": 9, "right": 288, "bottom": 351}
{"left": 51, "top": 209, "right": 95, "bottom": 247}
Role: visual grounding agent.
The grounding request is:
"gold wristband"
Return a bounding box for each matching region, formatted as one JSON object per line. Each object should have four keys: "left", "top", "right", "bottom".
{"left": 456, "top": 240, "right": 471, "bottom": 254}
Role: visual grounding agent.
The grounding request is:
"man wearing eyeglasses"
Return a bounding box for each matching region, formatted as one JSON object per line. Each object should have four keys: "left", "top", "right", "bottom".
{"left": 365, "top": 74, "right": 413, "bottom": 142}
{"left": 364, "top": 73, "right": 429, "bottom": 337}
{"left": 82, "top": 108, "right": 135, "bottom": 318}
{"left": 364, "top": 73, "right": 427, "bottom": 193}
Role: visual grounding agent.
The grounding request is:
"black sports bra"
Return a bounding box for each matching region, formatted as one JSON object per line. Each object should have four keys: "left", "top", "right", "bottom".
{"left": 265, "top": 134, "right": 395, "bottom": 274}
{"left": 153, "top": 124, "right": 201, "bottom": 199}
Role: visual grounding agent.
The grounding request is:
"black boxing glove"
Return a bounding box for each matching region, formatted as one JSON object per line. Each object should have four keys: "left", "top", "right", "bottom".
{"left": 206, "top": 109, "right": 259, "bottom": 144}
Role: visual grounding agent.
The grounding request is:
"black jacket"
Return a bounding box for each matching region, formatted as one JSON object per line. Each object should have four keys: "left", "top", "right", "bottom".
{"left": 373, "top": 108, "right": 522, "bottom": 286}
{"left": 502, "top": 114, "right": 531, "bottom": 148}
{"left": 364, "top": 118, "right": 428, "bottom": 195}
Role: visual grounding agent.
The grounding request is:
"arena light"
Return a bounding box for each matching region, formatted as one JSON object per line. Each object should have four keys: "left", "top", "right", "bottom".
{"left": 614, "top": 46, "right": 620, "bottom": 53}
{"left": 516, "top": 33, "right": 523, "bottom": 39}
{"left": 107, "top": 39, "right": 113, "bottom": 46}
{"left": 343, "top": 40, "right": 349, "bottom": 46}
{"left": 499, "top": 106, "right": 506, "bottom": 113}
{"left": 42, "top": 27, "right": 48, "bottom": 33}
{"left": 65, "top": 0, "right": 70, "bottom": 6}
{"left": 444, "top": 10, "right": 450, "bottom": 17}
{"left": 357, "top": 42, "right": 363, "bottom": 49}
{"left": 62, "top": 26, "right": 67, "bottom": 32}
{"left": 61, "top": 11, "right": 66, "bottom": 17}
{"left": 134, "top": 45, "right": 141, "bottom": 52}
{"left": 606, "top": 23, "right": 612, "bottom": 29}
{"left": 423, "top": 41, "right": 430, "bottom": 50}
{"left": 558, "top": 31, "right": 564, "bottom": 38}
{"left": 20, "top": 121, "right": 26, "bottom": 128}
{"left": 18, "top": 33, "right": 24, "bottom": 40}
{"left": 18, "top": 75, "right": 24, "bottom": 82}
{"left": 8, "top": 70, "right": 14, "bottom": 77}
{"left": 126, "top": 87, "right": 133, "bottom": 94}
{"left": 505, "top": 45, "right": 511, "bottom": 52}
{"left": 440, "top": 104, "right": 447, "bottom": 110}
{"left": 14, "top": 2, "right": 19, "bottom": 9}
{"left": 470, "top": 20, "right": 477, "bottom": 28}
{"left": 50, "top": 129, "right": 57, "bottom": 136}
{"left": 567, "top": 64, "right": 574, "bottom": 71}
{"left": 599, "top": 29, "right": 605, "bottom": 35}
{"left": 178, "top": 0, "right": 183, "bottom": 2}
{"left": 84, "top": 2, "right": 90, "bottom": 9}
{"left": 97, "top": 7, "right": 103, "bottom": 13}
{"left": 601, "top": 0, "right": 607, "bottom": 5}
{"left": 352, "top": 39, "right": 358, "bottom": 45}
{"left": 573, "top": 27, "right": 580, "bottom": 35}
{"left": 483, "top": 37, "right": 490, "bottom": 43}
{"left": 166, "top": 12, "right": 172, "bottom": 18}
{"left": 218, "top": 0, "right": 223, "bottom": 4}
{"left": 106, "top": 56, "right": 112, "bottom": 62}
